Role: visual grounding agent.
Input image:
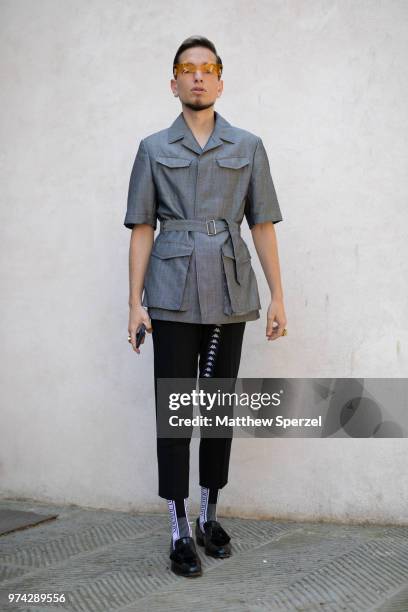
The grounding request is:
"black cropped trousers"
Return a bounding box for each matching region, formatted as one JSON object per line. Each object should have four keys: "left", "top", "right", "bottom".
{"left": 151, "top": 318, "right": 246, "bottom": 500}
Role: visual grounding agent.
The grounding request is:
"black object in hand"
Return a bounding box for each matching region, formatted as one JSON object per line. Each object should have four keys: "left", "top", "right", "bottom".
{"left": 136, "top": 324, "right": 146, "bottom": 348}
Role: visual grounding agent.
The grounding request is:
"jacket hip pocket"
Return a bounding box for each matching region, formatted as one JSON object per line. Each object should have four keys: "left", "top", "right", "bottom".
{"left": 221, "top": 240, "right": 261, "bottom": 315}
{"left": 143, "top": 240, "right": 194, "bottom": 310}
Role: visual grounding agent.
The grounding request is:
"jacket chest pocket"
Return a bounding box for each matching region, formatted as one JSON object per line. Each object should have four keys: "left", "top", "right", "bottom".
{"left": 143, "top": 240, "right": 194, "bottom": 311}
{"left": 154, "top": 156, "right": 193, "bottom": 199}
{"left": 221, "top": 240, "right": 261, "bottom": 315}
{"left": 156, "top": 156, "right": 193, "bottom": 168}
{"left": 215, "top": 157, "right": 250, "bottom": 194}
{"left": 216, "top": 157, "right": 250, "bottom": 170}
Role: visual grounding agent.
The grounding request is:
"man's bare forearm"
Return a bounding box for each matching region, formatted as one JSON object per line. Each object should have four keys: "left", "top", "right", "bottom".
{"left": 128, "top": 225, "right": 154, "bottom": 307}
{"left": 251, "top": 222, "right": 284, "bottom": 300}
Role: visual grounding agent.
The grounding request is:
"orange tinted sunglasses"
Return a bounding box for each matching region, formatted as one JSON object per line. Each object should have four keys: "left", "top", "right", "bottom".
{"left": 173, "top": 62, "right": 223, "bottom": 78}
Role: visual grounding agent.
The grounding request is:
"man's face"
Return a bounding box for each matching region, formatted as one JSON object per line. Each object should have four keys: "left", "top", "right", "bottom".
{"left": 171, "top": 46, "right": 224, "bottom": 111}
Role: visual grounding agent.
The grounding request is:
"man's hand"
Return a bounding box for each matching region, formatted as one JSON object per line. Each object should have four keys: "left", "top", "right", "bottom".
{"left": 266, "top": 298, "right": 287, "bottom": 341}
{"left": 128, "top": 305, "right": 153, "bottom": 354}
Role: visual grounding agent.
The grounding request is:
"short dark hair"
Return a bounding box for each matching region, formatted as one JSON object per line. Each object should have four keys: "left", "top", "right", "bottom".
{"left": 173, "top": 35, "right": 223, "bottom": 79}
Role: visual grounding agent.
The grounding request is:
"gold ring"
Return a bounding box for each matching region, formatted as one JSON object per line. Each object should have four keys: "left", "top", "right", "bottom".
{"left": 281, "top": 328, "right": 288, "bottom": 336}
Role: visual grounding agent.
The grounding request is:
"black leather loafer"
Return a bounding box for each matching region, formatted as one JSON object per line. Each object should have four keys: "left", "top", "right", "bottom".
{"left": 169, "top": 536, "right": 202, "bottom": 577}
{"left": 195, "top": 517, "right": 232, "bottom": 558}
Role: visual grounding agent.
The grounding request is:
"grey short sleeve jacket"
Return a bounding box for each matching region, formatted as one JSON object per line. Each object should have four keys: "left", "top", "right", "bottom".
{"left": 124, "top": 110, "right": 283, "bottom": 325}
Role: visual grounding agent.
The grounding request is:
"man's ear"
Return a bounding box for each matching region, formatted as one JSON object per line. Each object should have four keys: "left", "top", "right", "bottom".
{"left": 170, "top": 78, "right": 178, "bottom": 96}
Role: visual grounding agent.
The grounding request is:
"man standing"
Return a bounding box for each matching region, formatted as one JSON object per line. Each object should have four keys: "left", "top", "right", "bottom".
{"left": 124, "top": 35, "right": 287, "bottom": 577}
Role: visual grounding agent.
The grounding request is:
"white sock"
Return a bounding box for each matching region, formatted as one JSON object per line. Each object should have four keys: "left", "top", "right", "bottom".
{"left": 199, "top": 486, "right": 219, "bottom": 533}
{"left": 167, "top": 499, "right": 192, "bottom": 548}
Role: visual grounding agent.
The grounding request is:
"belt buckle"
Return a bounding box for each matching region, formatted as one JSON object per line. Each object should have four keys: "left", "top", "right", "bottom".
{"left": 206, "top": 219, "right": 217, "bottom": 236}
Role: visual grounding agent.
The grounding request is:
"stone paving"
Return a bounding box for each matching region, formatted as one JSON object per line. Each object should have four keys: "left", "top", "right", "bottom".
{"left": 0, "top": 498, "right": 407, "bottom": 611}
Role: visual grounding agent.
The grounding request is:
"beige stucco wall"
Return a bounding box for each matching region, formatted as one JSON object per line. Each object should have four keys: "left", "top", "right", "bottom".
{"left": 1, "top": 0, "right": 407, "bottom": 523}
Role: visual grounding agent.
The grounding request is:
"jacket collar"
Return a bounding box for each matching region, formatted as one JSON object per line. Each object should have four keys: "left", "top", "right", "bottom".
{"left": 168, "top": 110, "right": 236, "bottom": 155}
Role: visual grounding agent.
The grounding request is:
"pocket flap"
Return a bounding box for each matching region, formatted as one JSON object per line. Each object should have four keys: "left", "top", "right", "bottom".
{"left": 216, "top": 157, "right": 250, "bottom": 169}
{"left": 156, "top": 156, "right": 192, "bottom": 168}
{"left": 151, "top": 240, "right": 194, "bottom": 259}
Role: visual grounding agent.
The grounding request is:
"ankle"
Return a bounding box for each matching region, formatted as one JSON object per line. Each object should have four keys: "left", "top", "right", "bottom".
{"left": 167, "top": 498, "right": 192, "bottom": 546}
{"left": 199, "top": 486, "right": 219, "bottom": 531}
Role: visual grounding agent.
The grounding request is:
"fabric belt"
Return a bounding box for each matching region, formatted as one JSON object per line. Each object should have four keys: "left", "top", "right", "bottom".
{"left": 160, "top": 217, "right": 244, "bottom": 284}
{"left": 160, "top": 218, "right": 234, "bottom": 235}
